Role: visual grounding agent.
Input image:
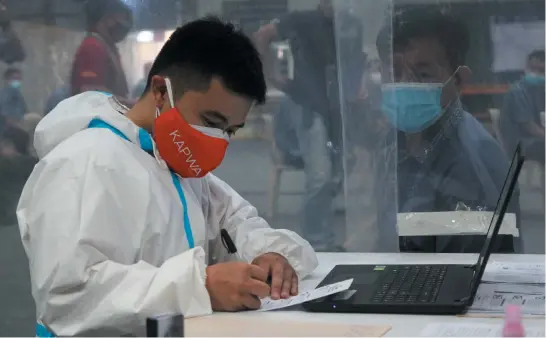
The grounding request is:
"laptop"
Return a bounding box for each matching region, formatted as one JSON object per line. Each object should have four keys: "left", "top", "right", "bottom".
{"left": 303, "top": 145, "right": 524, "bottom": 315}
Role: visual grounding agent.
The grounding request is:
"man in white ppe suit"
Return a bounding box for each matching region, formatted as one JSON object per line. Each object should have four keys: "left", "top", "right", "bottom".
{"left": 17, "top": 17, "right": 317, "bottom": 336}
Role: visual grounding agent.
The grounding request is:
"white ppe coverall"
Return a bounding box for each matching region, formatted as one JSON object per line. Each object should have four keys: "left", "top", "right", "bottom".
{"left": 16, "top": 92, "right": 318, "bottom": 336}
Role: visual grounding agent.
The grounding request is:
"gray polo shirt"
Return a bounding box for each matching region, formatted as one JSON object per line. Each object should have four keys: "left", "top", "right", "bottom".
{"left": 500, "top": 80, "right": 545, "bottom": 155}
{"left": 374, "top": 102, "right": 519, "bottom": 253}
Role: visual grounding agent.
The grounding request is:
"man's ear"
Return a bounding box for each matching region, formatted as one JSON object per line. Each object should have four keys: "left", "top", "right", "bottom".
{"left": 456, "top": 66, "right": 472, "bottom": 87}
{"left": 151, "top": 75, "right": 167, "bottom": 110}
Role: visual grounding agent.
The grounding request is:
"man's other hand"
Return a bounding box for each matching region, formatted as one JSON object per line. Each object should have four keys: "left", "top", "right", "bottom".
{"left": 252, "top": 253, "right": 298, "bottom": 300}
{"left": 205, "top": 262, "right": 270, "bottom": 311}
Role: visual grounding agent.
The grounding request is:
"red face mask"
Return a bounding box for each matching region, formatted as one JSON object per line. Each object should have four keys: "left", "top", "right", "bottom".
{"left": 153, "top": 79, "right": 230, "bottom": 178}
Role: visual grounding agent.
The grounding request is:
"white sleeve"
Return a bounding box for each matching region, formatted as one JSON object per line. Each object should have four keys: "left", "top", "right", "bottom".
{"left": 17, "top": 152, "right": 211, "bottom": 336}
{"left": 204, "top": 174, "right": 318, "bottom": 279}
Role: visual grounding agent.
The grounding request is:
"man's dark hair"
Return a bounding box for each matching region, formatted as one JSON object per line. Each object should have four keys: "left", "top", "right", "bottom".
{"left": 528, "top": 50, "right": 545, "bottom": 63}
{"left": 376, "top": 9, "right": 470, "bottom": 72}
{"left": 144, "top": 17, "right": 266, "bottom": 104}
{"left": 4, "top": 67, "right": 20, "bottom": 79}
{"left": 85, "top": 0, "right": 132, "bottom": 31}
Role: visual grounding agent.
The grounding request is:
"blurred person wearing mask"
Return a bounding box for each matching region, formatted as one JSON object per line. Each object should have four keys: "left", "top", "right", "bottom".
{"left": 70, "top": 0, "right": 132, "bottom": 99}
{"left": 0, "top": 67, "right": 27, "bottom": 122}
{"left": 254, "top": 0, "right": 364, "bottom": 252}
{"left": 19, "top": 18, "right": 317, "bottom": 336}
{"left": 500, "top": 50, "right": 545, "bottom": 165}
{"left": 374, "top": 9, "right": 518, "bottom": 253}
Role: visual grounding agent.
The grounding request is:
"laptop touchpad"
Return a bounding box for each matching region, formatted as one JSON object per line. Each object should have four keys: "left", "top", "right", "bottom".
{"left": 333, "top": 272, "right": 381, "bottom": 286}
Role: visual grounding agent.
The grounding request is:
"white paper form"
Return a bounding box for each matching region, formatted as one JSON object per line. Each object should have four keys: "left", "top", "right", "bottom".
{"left": 483, "top": 262, "right": 545, "bottom": 284}
{"left": 256, "top": 278, "right": 353, "bottom": 312}
{"left": 469, "top": 283, "right": 545, "bottom": 315}
{"left": 421, "top": 322, "right": 545, "bottom": 337}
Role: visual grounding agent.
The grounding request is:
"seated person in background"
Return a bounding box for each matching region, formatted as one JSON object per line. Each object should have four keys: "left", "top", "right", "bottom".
{"left": 374, "top": 9, "right": 519, "bottom": 253}
{"left": 18, "top": 18, "right": 317, "bottom": 336}
{"left": 44, "top": 86, "right": 70, "bottom": 115}
{"left": 500, "top": 50, "right": 545, "bottom": 165}
{"left": 0, "top": 116, "right": 36, "bottom": 225}
{"left": 0, "top": 67, "right": 27, "bottom": 122}
{"left": 21, "top": 112, "right": 42, "bottom": 156}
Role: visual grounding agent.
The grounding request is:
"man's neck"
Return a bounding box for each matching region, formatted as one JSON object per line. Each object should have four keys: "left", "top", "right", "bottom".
{"left": 125, "top": 99, "right": 155, "bottom": 132}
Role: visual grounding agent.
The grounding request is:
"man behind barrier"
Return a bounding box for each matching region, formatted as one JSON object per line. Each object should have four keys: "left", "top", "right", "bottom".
{"left": 374, "top": 9, "right": 519, "bottom": 253}
{"left": 18, "top": 18, "right": 317, "bottom": 336}
{"left": 501, "top": 50, "right": 545, "bottom": 166}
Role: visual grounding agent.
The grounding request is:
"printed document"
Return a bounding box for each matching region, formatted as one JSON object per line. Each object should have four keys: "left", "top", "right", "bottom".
{"left": 483, "top": 262, "right": 545, "bottom": 284}
{"left": 469, "top": 283, "right": 545, "bottom": 315}
{"left": 257, "top": 278, "right": 353, "bottom": 312}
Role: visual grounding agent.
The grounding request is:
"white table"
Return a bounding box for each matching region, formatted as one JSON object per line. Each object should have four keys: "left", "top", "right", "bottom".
{"left": 222, "top": 253, "right": 545, "bottom": 337}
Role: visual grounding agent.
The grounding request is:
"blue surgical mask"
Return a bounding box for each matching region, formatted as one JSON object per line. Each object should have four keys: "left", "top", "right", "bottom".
{"left": 381, "top": 83, "right": 445, "bottom": 133}
{"left": 523, "top": 73, "right": 545, "bottom": 85}
{"left": 8, "top": 80, "right": 21, "bottom": 89}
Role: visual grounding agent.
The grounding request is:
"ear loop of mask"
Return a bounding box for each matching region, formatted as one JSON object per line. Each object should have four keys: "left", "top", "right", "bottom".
{"left": 441, "top": 66, "right": 462, "bottom": 110}
{"left": 443, "top": 66, "right": 461, "bottom": 87}
{"left": 156, "top": 77, "right": 175, "bottom": 118}
{"left": 165, "top": 77, "right": 175, "bottom": 109}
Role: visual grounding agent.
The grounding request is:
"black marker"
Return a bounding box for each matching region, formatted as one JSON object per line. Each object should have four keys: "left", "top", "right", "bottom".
{"left": 220, "top": 229, "right": 238, "bottom": 254}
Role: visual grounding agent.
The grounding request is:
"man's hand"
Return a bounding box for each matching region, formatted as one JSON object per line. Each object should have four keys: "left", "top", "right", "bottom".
{"left": 252, "top": 253, "right": 298, "bottom": 300}
{"left": 205, "top": 262, "right": 270, "bottom": 311}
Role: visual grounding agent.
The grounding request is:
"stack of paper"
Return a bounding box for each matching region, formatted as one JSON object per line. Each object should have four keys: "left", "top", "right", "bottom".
{"left": 468, "top": 262, "right": 545, "bottom": 316}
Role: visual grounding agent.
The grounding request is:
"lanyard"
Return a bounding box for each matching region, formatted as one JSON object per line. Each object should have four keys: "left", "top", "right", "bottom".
{"left": 87, "top": 118, "right": 195, "bottom": 249}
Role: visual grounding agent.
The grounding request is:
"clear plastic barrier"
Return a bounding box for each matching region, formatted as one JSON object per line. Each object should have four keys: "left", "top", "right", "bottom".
{"left": 0, "top": 0, "right": 543, "bottom": 335}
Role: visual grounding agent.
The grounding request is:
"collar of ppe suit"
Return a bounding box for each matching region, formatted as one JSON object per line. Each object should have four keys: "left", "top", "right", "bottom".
{"left": 33, "top": 91, "right": 143, "bottom": 159}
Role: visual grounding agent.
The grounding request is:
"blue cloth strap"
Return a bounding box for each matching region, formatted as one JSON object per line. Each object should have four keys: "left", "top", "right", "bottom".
{"left": 36, "top": 323, "right": 55, "bottom": 337}
{"left": 87, "top": 118, "right": 195, "bottom": 249}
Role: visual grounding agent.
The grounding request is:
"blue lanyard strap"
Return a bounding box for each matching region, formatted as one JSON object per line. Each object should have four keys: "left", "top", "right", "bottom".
{"left": 87, "top": 118, "right": 195, "bottom": 249}
{"left": 170, "top": 172, "right": 195, "bottom": 248}
{"left": 36, "top": 323, "right": 55, "bottom": 337}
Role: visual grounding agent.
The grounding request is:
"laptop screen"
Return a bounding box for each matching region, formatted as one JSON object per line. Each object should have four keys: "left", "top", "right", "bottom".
{"left": 469, "top": 144, "right": 524, "bottom": 300}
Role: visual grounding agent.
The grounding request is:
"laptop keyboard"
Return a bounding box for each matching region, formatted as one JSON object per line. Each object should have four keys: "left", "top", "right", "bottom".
{"left": 371, "top": 265, "right": 447, "bottom": 304}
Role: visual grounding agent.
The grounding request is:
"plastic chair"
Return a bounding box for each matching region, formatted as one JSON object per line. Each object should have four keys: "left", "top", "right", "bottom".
{"left": 262, "top": 113, "right": 303, "bottom": 220}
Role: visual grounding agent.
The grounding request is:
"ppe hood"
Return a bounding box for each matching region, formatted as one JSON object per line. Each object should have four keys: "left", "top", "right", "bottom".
{"left": 34, "top": 92, "right": 141, "bottom": 159}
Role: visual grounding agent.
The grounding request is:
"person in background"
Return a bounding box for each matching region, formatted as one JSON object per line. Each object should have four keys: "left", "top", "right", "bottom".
{"left": 254, "top": 0, "right": 364, "bottom": 252}
{"left": 0, "top": 114, "right": 35, "bottom": 226}
{"left": 70, "top": 0, "right": 132, "bottom": 98}
{"left": 374, "top": 9, "right": 518, "bottom": 253}
{"left": 21, "top": 112, "right": 42, "bottom": 156}
{"left": 500, "top": 50, "right": 545, "bottom": 165}
{"left": 132, "top": 62, "right": 153, "bottom": 99}
{"left": 19, "top": 17, "right": 317, "bottom": 336}
{"left": 44, "top": 86, "right": 70, "bottom": 115}
{"left": 0, "top": 67, "right": 27, "bottom": 122}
